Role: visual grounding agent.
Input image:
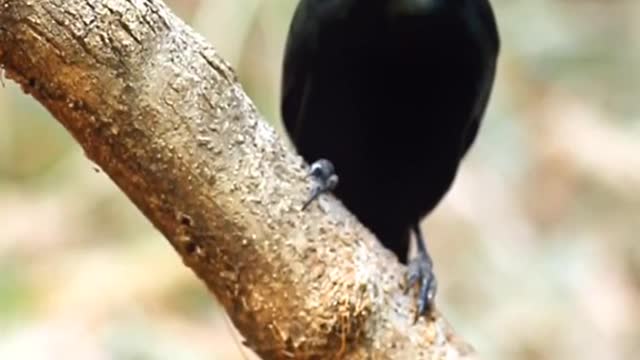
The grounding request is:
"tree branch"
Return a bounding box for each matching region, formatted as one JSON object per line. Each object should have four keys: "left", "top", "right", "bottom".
{"left": 0, "top": 0, "right": 475, "bottom": 358}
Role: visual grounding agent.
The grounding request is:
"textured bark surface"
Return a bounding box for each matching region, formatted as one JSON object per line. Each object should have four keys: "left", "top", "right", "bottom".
{"left": 0, "top": 0, "right": 476, "bottom": 358}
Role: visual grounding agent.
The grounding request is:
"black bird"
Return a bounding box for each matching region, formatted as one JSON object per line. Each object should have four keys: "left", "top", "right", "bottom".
{"left": 281, "top": 0, "right": 500, "bottom": 317}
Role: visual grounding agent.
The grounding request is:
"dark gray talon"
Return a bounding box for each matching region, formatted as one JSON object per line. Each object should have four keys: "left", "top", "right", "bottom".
{"left": 406, "top": 224, "right": 437, "bottom": 322}
{"left": 407, "top": 252, "right": 437, "bottom": 321}
{"left": 302, "top": 159, "right": 338, "bottom": 210}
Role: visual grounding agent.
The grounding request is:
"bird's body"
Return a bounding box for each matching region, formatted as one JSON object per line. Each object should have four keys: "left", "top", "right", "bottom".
{"left": 281, "top": 0, "right": 499, "bottom": 313}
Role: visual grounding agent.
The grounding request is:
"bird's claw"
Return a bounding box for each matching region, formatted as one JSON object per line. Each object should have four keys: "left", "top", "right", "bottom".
{"left": 302, "top": 159, "right": 338, "bottom": 210}
{"left": 405, "top": 251, "right": 437, "bottom": 322}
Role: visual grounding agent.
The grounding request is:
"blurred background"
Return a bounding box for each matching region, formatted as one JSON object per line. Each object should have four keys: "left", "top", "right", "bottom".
{"left": 1, "top": 0, "right": 639, "bottom": 359}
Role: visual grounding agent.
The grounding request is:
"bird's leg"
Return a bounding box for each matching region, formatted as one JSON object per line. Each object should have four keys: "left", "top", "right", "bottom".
{"left": 302, "top": 159, "right": 339, "bottom": 210}
{"left": 405, "top": 223, "right": 437, "bottom": 321}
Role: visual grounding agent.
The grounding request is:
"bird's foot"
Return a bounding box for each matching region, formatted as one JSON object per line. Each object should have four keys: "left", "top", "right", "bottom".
{"left": 302, "top": 159, "right": 338, "bottom": 210}
{"left": 405, "top": 251, "right": 437, "bottom": 322}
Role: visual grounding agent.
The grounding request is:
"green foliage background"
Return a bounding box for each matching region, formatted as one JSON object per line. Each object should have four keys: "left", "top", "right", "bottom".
{"left": 0, "top": 1, "right": 638, "bottom": 359}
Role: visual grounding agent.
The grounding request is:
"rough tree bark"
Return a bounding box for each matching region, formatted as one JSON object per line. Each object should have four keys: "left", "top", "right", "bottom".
{"left": 0, "top": 0, "right": 476, "bottom": 358}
